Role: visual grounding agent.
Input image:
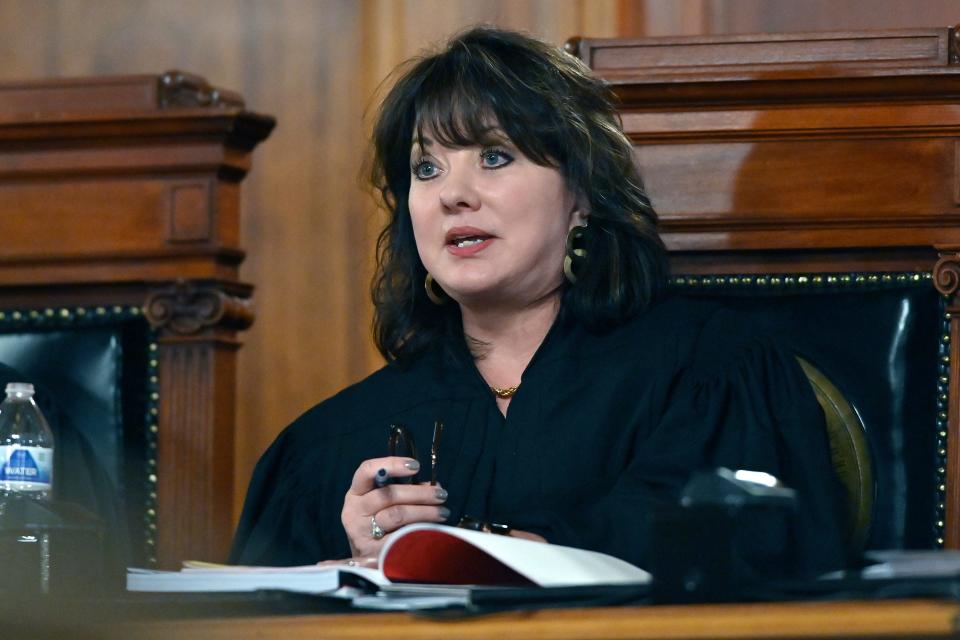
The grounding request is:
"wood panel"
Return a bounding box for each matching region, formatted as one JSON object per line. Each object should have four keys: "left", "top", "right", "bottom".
{"left": 577, "top": 25, "right": 960, "bottom": 276}
{"left": 707, "top": 0, "right": 960, "bottom": 36}
{"left": 619, "top": 1, "right": 960, "bottom": 37}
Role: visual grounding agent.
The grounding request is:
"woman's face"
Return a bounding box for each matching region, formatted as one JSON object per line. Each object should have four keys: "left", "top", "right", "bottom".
{"left": 408, "top": 128, "right": 583, "bottom": 310}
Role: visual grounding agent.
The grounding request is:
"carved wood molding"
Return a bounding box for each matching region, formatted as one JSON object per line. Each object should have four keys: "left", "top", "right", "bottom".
{"left": 144, "top": 281, "right": 253, "bottom": 335}
{"left": 158, "top": 70, "right": 245, "bottom": 109}
{"left": 935, "top": 252, "right": 960, "bottom": 296}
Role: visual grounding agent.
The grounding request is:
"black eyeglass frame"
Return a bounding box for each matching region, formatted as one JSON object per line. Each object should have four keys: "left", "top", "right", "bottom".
{"left": 387, "top": 422, "right": 443, "bottom": 486}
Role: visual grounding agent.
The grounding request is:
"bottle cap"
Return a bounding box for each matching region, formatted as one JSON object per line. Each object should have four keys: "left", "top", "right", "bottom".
{"left": 5, "top": 382, "right": 35, "bottom": 397}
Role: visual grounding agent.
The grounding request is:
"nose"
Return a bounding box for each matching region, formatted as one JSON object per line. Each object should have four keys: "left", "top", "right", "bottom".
{"left": 438, "top": 166, "right": 480, "bottom": 213}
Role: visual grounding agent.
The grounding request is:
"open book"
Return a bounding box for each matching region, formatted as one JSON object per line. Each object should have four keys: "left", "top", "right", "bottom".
{"left": 127, "top": 522, "right": 650, "bottom": 595}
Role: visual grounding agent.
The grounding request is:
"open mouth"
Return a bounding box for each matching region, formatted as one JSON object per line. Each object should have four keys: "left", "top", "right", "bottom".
{"left": 449, "top": 235, "right": 490, "bottom": 248}
{"left": 445, "top": 227, "right": 494, "bottom": 250}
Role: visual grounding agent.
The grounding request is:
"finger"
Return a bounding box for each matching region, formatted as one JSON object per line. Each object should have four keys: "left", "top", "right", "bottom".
{"left": 348, "top": 456, "right": 421, "bottom": 494}
{"left": 314, "top": 558, "right": 353, "bottom": 567}
{"left": 344, "top": 518, "right": 385, "bottom": 559}
{"left": 342, "top": 502, "right": 387, "bottom": 554}
{"left": 373, "top": 504, "right": 451, "bottom": 534}
{"left": 363, "top": 483, "right": 447, "bottom": 513}
{"left": 347, "top": 556, "right": 379, "bottom": 569}
{"left": 314, "top": 557, "right": 379, "bottom": 569}
{"left": 509, "top": 530, "right": 548, "bottom": 543}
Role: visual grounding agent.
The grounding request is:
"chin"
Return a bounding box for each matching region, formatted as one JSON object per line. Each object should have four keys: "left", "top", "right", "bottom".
{"left": 436, "top": 273, "right": 500, "bottom": 297}
{"left": 443, "top": 284, "right": 503, "bottom": 307}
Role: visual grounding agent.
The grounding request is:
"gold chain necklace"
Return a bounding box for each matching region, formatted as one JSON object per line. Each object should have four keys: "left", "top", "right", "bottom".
{"left": 490, "top": 385, "right": 519, "bottom": 399}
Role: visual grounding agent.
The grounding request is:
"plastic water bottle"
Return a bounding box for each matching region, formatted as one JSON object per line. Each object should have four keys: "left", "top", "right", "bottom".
{"left": 0, "top": 382, "right": 54, "bottom": 499}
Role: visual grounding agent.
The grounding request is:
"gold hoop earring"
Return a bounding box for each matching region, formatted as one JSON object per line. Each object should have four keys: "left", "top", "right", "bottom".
{"left": 424, "top": 273, "right": 448, "bottom": 305}
{"left": 563, "top": 225, "right": 588, "bottom": 284}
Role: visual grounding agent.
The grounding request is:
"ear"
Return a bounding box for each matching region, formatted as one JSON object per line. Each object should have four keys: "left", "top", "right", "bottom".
{"left": 568, "top": 198, "right": 589, "bottom": 230}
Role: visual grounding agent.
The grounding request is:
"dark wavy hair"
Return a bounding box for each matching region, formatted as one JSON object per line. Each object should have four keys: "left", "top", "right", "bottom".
{"left": 370, "top": 26, "right": 668, "bottom": 363}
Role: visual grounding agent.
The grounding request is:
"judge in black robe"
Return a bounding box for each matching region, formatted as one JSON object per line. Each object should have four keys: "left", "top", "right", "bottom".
{"left": 231, "top": 297, "right": 846, "bottom": 573}
{"left": 230, "top": 27, "right": 847, "bottom": 576}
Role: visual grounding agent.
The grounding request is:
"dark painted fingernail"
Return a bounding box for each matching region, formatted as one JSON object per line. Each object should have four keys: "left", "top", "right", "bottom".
{"left": 404, "top": 459, "right": 420, "bottom": 471}
{"left": 439, "top": 507, "right": 451, "bottom": 519}
{"left": 434, "top": 487, "right": 448, "bottom": 501}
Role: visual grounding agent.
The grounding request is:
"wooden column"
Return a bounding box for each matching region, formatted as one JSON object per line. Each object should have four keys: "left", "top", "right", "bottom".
{"left": 145, "top": 282, "right": 253, "bottom": 565}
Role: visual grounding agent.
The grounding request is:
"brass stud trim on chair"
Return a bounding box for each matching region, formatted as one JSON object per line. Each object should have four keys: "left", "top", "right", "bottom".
{"left": 670, "top": 271, "right": 932, "bottom": 293}
{"left": 936, "top": 307, "right": 951, "bottom": 548}
{"left": 144, "top": 332, "right": 160, "bottom": 566}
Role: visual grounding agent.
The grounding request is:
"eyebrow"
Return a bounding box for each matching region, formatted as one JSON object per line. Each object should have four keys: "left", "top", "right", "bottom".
{"left": 410, "top": 128, "right": 511, "bottom": 154}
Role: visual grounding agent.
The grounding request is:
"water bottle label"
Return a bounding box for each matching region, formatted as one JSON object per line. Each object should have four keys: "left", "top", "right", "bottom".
{"left": 0, "top": 445, "right": 53, "bottom": 490}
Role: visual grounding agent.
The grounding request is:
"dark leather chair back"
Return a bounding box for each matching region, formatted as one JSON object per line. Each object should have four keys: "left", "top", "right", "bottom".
{"left": 677, "top": 273, "right": 943, "bottom": 552}
{"left": 0, "top": 305, "right": 155, "bottom": 569}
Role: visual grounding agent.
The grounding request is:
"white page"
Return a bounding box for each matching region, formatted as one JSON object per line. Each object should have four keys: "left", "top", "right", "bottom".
{"left": 379, "top": 523, "right": 650, "bottom": 587}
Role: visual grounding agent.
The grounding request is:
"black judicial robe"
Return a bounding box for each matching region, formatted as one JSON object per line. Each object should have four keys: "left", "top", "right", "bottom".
{"left": 230, "top": 296, "right": 847, "bottom": 573}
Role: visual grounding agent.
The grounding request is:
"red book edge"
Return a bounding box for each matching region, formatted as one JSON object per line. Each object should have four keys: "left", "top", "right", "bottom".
{"left": 381, "top": 530, "right": 536, "bottom": 586}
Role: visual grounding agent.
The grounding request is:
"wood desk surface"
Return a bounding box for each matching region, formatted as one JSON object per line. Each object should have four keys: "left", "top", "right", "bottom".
{"left": 113, "top": 599, "right": 960, "bottom": 640}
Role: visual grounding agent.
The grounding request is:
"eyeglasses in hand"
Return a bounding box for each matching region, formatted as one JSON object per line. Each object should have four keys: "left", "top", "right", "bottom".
{"left": 387, "top": 421, "right": 443, "bottom": 486}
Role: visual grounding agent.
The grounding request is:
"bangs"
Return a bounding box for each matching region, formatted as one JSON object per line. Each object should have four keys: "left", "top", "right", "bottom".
{"left": 410, "top": 52, "right": 558, "bottom": 167}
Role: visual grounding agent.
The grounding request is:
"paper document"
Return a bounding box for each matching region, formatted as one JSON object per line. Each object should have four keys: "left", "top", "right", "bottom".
{"left": 859, "top": 550, "right": 960, "bottom": 579}
{"left": 126, "top": 564, "right": 385, "bottom": 595}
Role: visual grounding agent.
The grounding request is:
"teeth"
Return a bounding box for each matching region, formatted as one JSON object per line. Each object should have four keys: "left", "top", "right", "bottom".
{"left": 455, "top": 237, "right": 485, "bottom": 248}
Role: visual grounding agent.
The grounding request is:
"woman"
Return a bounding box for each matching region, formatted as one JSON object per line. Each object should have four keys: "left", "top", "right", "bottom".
{"left": 231, "top": 26, "right": 846, "bottom": 573}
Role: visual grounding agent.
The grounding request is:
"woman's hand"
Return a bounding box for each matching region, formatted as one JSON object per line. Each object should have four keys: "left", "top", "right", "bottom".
{"left": 509, "top": 529, "right": 547, "bottom": 543}
{"left": 341, "top": 456, "right": 450, "bottom": 559}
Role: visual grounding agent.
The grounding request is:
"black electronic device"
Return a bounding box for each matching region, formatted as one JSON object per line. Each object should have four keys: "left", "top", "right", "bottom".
{"left": 651, "top": 468, "right": 797, "bottom": 603}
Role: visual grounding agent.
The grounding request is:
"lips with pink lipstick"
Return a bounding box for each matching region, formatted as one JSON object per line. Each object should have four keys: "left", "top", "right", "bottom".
{"left": 445, "top": 226, "right": 495, "bottom": 257}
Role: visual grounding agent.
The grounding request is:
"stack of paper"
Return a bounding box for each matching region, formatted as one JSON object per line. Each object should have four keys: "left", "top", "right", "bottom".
{"left": 127, "top": 523, "right": 652, "bottom": 609}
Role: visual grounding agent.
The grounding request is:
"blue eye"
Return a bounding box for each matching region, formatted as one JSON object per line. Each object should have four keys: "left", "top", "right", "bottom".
{"left": 412, "top": 159, "right": 439, "bottom": 180}
{"left": 481, "top": 148, "right": 514, "bottom": 169}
